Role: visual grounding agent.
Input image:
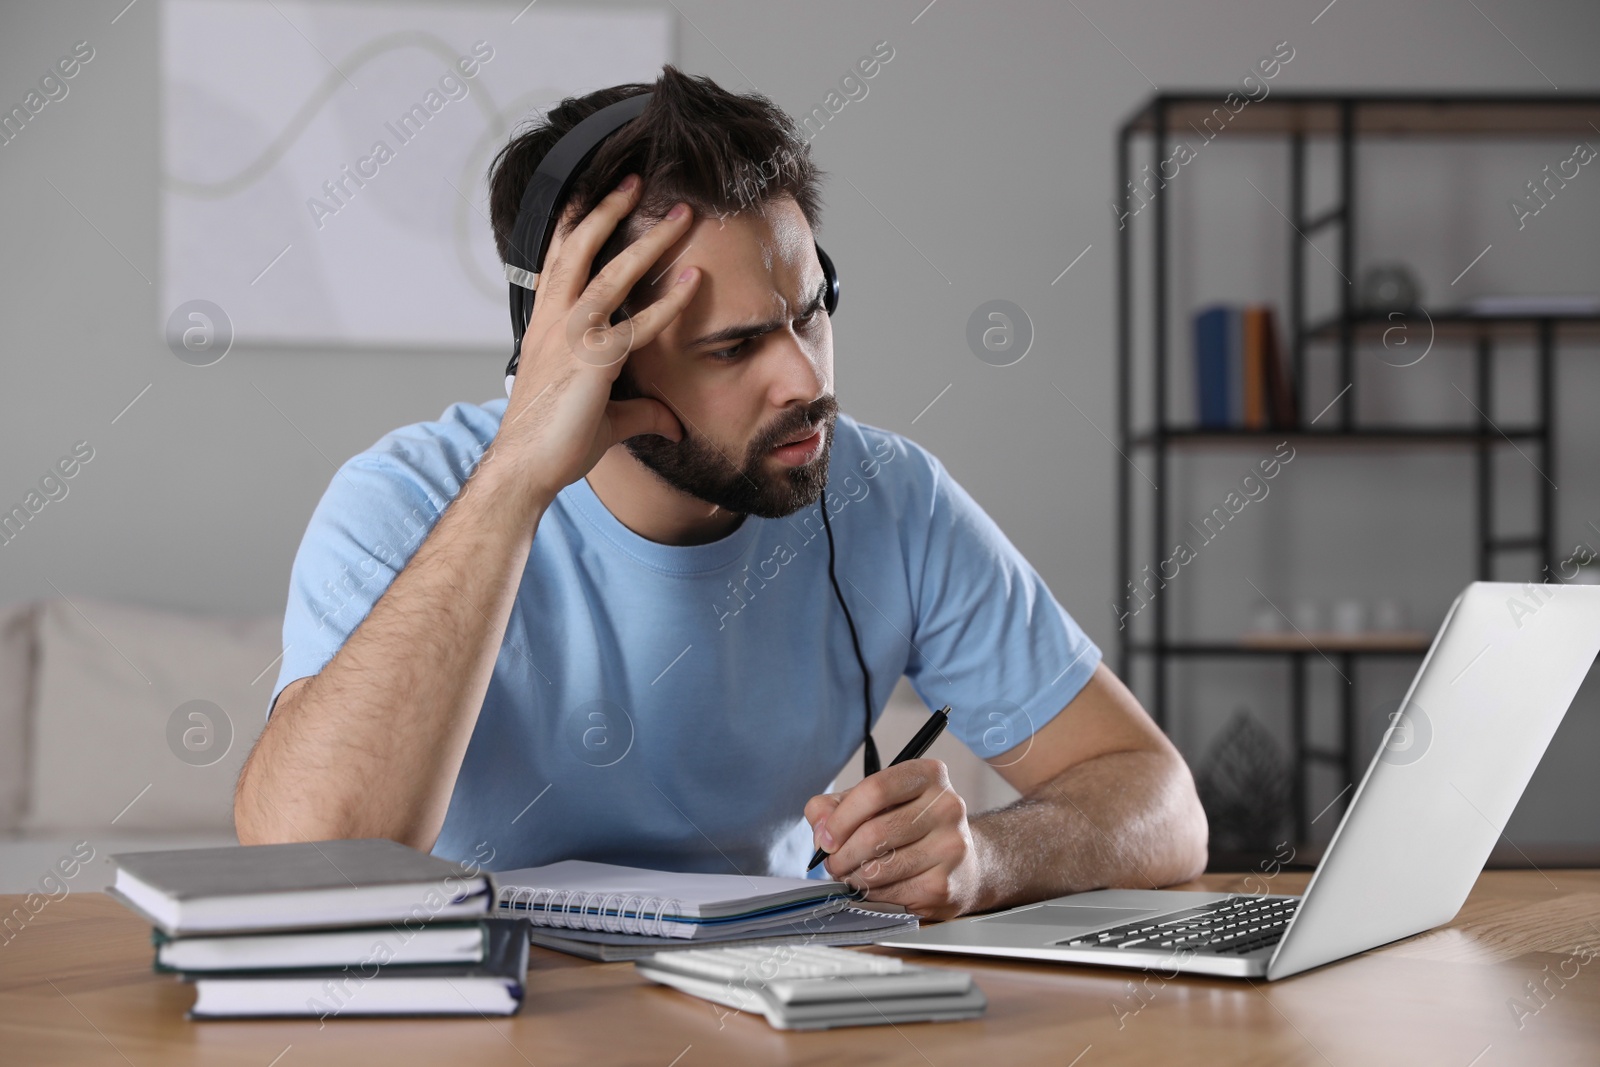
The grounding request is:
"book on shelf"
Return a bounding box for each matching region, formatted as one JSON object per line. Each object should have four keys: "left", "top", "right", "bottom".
{"left": 1192, "top": 302, "right": 1296, "bottom": 430}
{"left": 1261, "top": 305, "right": 1299, "bottom": 428}
{"left": 1194, "top": 305, "right": 1233, "bottom": 428}
{"left": 1243, "top": 306, "right": 1265, "bottom": 429}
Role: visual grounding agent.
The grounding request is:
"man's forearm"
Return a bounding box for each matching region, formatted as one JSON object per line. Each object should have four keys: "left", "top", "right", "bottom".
{"left": 235, "top": 456, "right": 549, "bottom": 850}
{"left": 967, "top": 748, "right": 1209, "bottom": 914}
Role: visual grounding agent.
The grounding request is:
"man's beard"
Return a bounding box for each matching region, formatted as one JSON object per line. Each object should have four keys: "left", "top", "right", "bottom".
{"left": 611, "top": 368, "right": 838, "bottom": 520}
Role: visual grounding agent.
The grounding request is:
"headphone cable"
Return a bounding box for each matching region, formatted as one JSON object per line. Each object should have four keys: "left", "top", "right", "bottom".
{"left": 821, "top": 500, "right": 880, "bottom": 778}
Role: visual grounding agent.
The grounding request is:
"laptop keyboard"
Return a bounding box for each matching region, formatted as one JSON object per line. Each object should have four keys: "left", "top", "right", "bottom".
{"left": 1062, "top": 895, "right": 1300, "bottom": 957}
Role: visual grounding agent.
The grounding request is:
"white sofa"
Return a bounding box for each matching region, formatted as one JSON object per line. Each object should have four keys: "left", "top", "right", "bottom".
{"left": 0, "top": 597, "right": 274, "bottom": 894}
{"left": 0, "top": 597, "right": 1017, "bottom": 895}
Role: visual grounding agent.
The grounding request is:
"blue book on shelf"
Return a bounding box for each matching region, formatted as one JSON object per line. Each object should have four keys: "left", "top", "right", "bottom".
{"left": 1194, "top": 305, "right": 1233, "bottom": 428}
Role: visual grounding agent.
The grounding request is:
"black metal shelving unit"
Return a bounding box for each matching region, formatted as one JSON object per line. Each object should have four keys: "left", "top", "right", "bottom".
{"left": 1113, "top": 92, "right": 1600, "bottom": 842}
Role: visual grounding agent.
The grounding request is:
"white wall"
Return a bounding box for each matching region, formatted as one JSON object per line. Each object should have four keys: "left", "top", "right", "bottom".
{"left": 2, "top": 0, "right": 1598, "bottom": 841}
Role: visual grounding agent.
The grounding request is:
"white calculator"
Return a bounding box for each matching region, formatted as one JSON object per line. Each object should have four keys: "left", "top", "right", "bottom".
{"left": 635, "top": 943, "right": 986, "bottom": 1030}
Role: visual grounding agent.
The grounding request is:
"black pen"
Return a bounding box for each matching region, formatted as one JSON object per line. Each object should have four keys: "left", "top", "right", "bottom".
{"left": 808, "top": 706, "right": 952, "bottom": 873}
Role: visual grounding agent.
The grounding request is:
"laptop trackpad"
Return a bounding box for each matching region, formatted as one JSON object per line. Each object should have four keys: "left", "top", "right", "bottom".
{"left": 976, "top": 905, "right": 1154, "bottom": 929}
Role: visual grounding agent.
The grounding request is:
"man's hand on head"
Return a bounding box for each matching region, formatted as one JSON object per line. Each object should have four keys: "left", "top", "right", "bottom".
{"left": 480, "top": 175, "right": 699, "bottom": 519}
{"left": 804, "top": 759, "right": 988, "bottom": 921}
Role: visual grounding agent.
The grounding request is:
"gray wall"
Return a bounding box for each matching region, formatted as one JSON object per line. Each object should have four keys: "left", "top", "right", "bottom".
{"left": 3, "top": 0, "right": 1599, "bottom": 839}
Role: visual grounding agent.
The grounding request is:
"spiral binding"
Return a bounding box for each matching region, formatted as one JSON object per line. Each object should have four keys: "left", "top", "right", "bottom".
{"left": 495, "top": 884, "right": 682, "bottom": 938}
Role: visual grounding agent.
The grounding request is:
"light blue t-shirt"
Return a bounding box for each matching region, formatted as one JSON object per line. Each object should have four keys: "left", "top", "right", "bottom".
{"left": 272, "top": 398, "right": 1100, "bottom": 878}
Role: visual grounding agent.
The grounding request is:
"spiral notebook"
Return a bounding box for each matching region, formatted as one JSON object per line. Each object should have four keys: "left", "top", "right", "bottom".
{"left": 490, "top": 860, "right": 857, "bottom": 940}
{"left": 527, "top": 905, "right": 920, "bottom": 962}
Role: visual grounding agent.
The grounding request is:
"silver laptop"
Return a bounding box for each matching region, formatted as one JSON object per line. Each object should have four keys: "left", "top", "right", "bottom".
{"left": 880, "top": 581, "right": 1600, "bottom": 980}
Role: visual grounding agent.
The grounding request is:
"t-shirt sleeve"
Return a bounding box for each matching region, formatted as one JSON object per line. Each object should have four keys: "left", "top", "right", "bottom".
{"left": 268, "top": 454, "right": 450, "bottom": 718}
{"left": 897, "top": 443, "right": 1102, "bottom": 761}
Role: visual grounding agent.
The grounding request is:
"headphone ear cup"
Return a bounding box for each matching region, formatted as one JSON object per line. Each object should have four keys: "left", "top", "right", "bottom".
{"left": 815, "top": 242, "right": 840, "bottom": 315}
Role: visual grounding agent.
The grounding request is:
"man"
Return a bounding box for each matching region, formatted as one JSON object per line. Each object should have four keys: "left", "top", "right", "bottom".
{"left": 235, "top": 65, "right": 1207, "bottom": 920}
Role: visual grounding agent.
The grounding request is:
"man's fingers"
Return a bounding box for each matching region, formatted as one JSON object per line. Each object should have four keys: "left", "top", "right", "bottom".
{"left": 554, "top": 262, "right": 698, "bottom": 377}
{"left": 615, "top": 265, "right": 699, "bottom": 354}
{"left": 826, "top": 814, "right": 927, "bottom": 886}
{"left": 838, "top": 831, "right": 928, "bottom": 895}
{"left": 584, "top": 203, "right": 697, "bottom": 312}
{"left": 539, "top": 177, "right": 642, "bottom": 308}
{"left": 822, "top": 787, "right": 962, "bottom": 881}
{"left": 804, "top": 792, "right": 844, "bottom": 834}
{"left": 815, "top": 759, "right": 945, "bottom": 853}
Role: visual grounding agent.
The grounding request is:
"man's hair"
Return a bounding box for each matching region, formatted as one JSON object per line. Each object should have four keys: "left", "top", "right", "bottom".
{"left": 486, "top": 64, "right": 825, "bottom": 310}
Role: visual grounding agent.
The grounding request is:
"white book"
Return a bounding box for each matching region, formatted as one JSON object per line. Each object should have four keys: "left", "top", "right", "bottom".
{"left": 190, "top": 975, "right": 521, "bottom": 1018}
{"left": 156, "top": 922, "right": 489, "bottom": 973}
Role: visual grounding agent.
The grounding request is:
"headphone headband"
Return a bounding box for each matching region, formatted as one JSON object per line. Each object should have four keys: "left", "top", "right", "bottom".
{"left": 505, "top": 93, "right": 653, "bottom": 383}
{"left": 504, "top": 93, "right": 653, "bottom": 296}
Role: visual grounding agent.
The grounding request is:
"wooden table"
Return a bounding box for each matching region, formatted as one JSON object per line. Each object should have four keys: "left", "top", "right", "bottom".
{"left": 3, "top": 871, "right": 1598, "bottom": 1065}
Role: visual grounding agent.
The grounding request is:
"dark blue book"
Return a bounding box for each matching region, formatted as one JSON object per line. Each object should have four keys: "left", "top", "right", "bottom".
{"left": 1194, "top": 305, "right": 1233, "bottom": 428}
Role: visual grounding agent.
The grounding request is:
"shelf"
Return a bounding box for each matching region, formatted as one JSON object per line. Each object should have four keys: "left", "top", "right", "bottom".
{"left": 1122, "top": 92, "right": 1600, "bottom": 138}
{"left": 1130, "top": 426, "right": 1542, "bottom": 447}
{"left": 1115, "top": 89, "right": 1584, "bottom": 843}
{"left": 1238, "top": 630, "right": 1433, "bottom": 652}
{"left": 1208, "top": 840, "right": 1600, "bottom": 875}
{"left": 1130, "top": 639, "right": 1431, "bottom": 657}
{"left": 1304, "top": 311, "right": 1600, "bottom": 343}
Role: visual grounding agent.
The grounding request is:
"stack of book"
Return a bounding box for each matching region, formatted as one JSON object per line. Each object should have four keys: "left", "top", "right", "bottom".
{"left": 489, "top": 859, "right": 920, "bottom": 962}
{"left": 1193, "top": 303, "right": 1298, "bottom": 429}
{"left": 108, "top": 839, "right": 529, "bottom": 1020}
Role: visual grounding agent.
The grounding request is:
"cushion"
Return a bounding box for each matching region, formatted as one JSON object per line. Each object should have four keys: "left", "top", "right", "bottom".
{"left": 24, "top": 597, "right": 281, "bottom": 832}
{"left": 0, "top": 600, "right": 39, "bottom": 831}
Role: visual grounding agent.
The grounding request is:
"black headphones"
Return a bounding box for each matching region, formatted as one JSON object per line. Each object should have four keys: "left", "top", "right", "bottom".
{"left": 499, "top": 91, "right": 879, "bottom": 780}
